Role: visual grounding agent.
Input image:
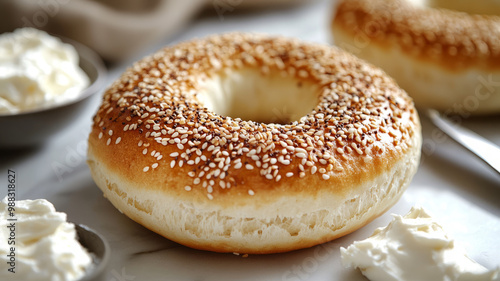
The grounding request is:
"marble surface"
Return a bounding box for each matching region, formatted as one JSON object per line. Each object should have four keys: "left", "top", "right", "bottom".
{"left": 1, "top": 0, "right": 500, "bottom": 280}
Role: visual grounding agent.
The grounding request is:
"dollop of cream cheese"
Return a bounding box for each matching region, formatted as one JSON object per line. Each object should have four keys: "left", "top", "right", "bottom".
{"left": 0, "top": 197, "right": 92, "bottom": 281}
{"left": 341, "top": 207, "right": 499, "bottom": 281}
{"left": 0, "top": 28, "right": 89, "bottom": 114}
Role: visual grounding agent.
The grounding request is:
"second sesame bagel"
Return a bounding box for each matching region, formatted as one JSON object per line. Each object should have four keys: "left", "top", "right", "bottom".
{"left": 331, "top": 0, "right": 500, "bottom": 114}
{"left": 87, "top": 33, "right": 421, "bottom": 254}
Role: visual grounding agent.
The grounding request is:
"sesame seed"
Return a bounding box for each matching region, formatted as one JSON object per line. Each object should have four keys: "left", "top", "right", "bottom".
{"left": 248, "top": 189, "right": 255, "bottom": 196}
{"left": 143, "top": 166, "right": 149, "bottom": 172}
{"left": 106, "top": 138, "right": 111, "bottom": 146}
{"left": 185, "top": 186, "right": 192, "bottom": 191}
{"left": 296, "top": 152, "right": 307, "bottom": 159}
{"left": 295, "top": 148, "right": 307, "bottom": 154}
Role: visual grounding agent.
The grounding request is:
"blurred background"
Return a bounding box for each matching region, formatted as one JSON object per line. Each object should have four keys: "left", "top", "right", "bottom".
{"left": 0, "top": 0, "right": 328, "bottom": 62}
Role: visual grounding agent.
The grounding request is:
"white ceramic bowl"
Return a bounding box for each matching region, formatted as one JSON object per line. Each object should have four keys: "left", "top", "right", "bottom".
{"left": 76, "top": 224, "right": 110, "bottom": 281}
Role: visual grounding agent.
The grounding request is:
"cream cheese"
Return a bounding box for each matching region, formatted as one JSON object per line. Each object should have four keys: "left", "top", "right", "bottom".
{"left": 0, "top": 197, "right": 92, "bottom": 281}
{"left": 341, "top": 207, "right": 499, "bottom": 281}
{"left": 0, "top": 28, "right": 89, "bottom": 114}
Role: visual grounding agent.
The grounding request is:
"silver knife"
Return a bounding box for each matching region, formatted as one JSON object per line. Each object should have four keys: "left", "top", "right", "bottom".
{"left": 426, "top": 109, "right": 500, "bottom": 175}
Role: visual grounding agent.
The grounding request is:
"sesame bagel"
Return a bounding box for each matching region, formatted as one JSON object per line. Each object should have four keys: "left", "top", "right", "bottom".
{"left": 87, "top": 33, "right": 421, "bottom": 254}
{"left": 332, "top": 0, "right": 500, "bottom": 114}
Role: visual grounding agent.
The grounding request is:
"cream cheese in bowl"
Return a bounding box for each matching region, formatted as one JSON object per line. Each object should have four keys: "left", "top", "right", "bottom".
{"left": 0, "top": 197, "right": 95, "bottom": 281}
{"left": 0, "top": 28, "right": 89, "bottom": 115}
{"left": 0, "top": 27, "right": 106, "bottom": 147}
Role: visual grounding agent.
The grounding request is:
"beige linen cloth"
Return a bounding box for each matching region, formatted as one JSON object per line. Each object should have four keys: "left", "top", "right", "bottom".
{"left": 0, "top": 0, "right": 206, "bottom": 61}
{"left": 0, "top": 0, "right": 314, "bottom": 62}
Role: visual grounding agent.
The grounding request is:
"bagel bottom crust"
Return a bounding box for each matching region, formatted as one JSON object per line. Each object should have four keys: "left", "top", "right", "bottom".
{"left": 332, "top": 27, "right": 500, "bottom": 115}
{"left": 87, "top": 142, "right": 420, "bottom": 254}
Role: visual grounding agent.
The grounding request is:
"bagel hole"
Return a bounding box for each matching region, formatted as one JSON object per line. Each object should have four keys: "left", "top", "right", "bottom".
{"left": 197, "top": 68, "right": 320, "bottom": 125}
{"left": 408, "top": 0, "right": 500, "bottom": 16}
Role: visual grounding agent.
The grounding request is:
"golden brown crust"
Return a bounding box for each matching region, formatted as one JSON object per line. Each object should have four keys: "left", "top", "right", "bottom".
{"left": 332, "top": 0, "right": 500, "bottom": 71}
{"left": 88, "top": 33, "right": 421, "bottom": 253}
{"left": 89, "top": 33, "right": 418, "bottom": 202}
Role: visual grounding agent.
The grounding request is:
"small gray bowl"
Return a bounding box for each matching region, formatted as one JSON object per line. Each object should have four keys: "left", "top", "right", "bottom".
{"left": 0, "top": 37, "right": 107, "bottom": 147}
{"left": 76, "top": 224, "right": 110, "bottom": 281}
